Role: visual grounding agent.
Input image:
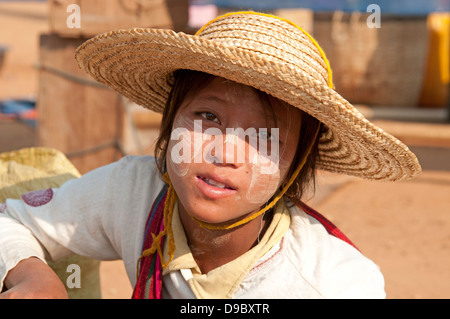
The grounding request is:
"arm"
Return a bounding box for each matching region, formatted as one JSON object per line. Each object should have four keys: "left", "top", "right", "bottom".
{"left": 0, "top": 257, "right": 67, "bottom": 299}
{"left": 0, "top": 155, "right": 164, "bottom": 295}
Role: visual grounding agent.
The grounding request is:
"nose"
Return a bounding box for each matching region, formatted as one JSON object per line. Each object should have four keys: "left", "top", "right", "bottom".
{"left": 203, "top": 132, "right": 247, "bottom": 168}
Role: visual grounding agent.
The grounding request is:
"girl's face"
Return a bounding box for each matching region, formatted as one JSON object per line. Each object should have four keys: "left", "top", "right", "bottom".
{"left": 166, "top": 76, "right": 302, "bottom": 225}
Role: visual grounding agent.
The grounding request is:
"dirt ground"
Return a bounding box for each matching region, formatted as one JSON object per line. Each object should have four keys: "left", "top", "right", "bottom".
{"left": 1, "top": 2, "right": 449, "bottom": 299}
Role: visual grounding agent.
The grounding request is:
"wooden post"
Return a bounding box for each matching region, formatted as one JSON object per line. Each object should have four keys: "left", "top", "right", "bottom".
{"left": 37, "top": 34, "right": 124, "bottom": 174}
{"left": 38, "top": 0, "right": 189, "bottom": 174}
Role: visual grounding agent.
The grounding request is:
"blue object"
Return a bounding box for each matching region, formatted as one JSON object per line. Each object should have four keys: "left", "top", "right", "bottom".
{"left": 0, "top": 99, "right": 36, "bottom": 127}
{"left": 0, "top": 99, "right": 35, "bottom": 115}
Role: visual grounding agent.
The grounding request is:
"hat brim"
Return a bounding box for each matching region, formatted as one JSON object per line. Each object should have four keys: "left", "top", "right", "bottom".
{"left": 75, "top": 28, "right": 421, "bottom": 181}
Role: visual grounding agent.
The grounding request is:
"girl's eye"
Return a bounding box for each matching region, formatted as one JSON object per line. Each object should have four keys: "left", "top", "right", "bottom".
{"left": 200, "top": 112, "right": 221, "bottom": 124}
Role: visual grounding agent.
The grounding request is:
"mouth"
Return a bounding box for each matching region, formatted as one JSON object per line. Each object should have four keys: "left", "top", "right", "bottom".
{"left": 195, "top": 174, "right": 237, "bottom": 199}
{"left": 198, "top": 176, "right": 235, "bottom": 190}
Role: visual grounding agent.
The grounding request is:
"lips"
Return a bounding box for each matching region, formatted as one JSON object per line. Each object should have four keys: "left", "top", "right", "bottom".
{"left": 199, "top": 176, "right": 234, "bottom": 190}
{"left": 195, "top": 173, "right": 237, "bottom": 199}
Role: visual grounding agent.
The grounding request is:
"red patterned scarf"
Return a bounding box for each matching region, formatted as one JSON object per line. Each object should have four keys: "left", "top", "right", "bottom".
{"left": 132, "top": 185, "right": 168, "bottom": 299}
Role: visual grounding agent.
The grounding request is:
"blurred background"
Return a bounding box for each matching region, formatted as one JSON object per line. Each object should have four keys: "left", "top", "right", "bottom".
{"left": 0, "top": 0, "right": 449, "bottom": 299}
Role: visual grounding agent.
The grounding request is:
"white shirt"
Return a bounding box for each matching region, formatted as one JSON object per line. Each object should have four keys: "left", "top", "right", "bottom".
{"left": 0, "top": 155, "right": 385, "bottom": 298}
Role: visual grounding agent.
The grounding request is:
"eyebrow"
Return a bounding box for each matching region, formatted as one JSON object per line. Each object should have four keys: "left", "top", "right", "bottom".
{"left": 194, "top": 93, "right": 290, "bottom": 133}
{"left": 195, "top": 94, "right": 229, "bottom": 105}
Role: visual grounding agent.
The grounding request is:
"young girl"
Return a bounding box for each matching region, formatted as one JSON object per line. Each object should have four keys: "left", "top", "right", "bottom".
{"left": 0, "top": 12, "right": 420, "bottom": 299}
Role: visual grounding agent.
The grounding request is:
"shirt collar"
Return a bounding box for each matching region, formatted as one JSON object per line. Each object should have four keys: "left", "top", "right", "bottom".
{"left": 162, "top": 199, "right": 291, "bottom": 298}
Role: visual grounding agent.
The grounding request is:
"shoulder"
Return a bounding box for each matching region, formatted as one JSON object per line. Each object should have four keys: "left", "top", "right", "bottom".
{"left": 236, "top": 200, "right": 385, "bottom": 299}
{"left": 74, "top": 155, "right": 166, "bottom": 267}
{"left": 54, "top": 155, "right": 165, "bottom": 216}
{"left": 110, "top": 155, "right": 160, "bottom": 175}
{"left": 91, "top": 155, "right": 165, "bottom": 205}
{"left": 85, "top": 155, "right": 162, "bottom": 187}
{"left": 283, "top": 200, "right": 386, "bottom": 298}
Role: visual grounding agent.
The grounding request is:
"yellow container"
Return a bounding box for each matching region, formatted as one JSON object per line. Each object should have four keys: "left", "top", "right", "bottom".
{"left": 419, "top": 13, "right": 450, "bottom": 108}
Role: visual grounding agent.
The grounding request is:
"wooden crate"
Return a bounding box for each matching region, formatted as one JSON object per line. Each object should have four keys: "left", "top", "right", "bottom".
{"left": 37, "top": 33, "right": 162, "bottom": 174}
{"left": 49, "top": 0, "right": 189, "bottom": 37}
{"left": 37, "top": 34, "right": 124, "bottom": 174}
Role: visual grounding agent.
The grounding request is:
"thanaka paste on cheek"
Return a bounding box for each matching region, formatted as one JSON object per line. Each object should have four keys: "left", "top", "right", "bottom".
{"left": 246, "top": 164, "right": 280, "bottom": 204}
{"left": 168, "top": 115, "right": 201, "bottom": 177}
{"left": 243, "top": 126, "right": 290, "bottom": 205}
{"left": 168, "top": 133, "right": 191, "bottom": 177}
{"left": 244, "top": 154, "right": 292, "bottom": 205}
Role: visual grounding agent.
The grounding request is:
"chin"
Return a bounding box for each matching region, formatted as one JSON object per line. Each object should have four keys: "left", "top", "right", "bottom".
{"left": 183, "top": 202, "right": 234, "bottom": 224}
{"left": 183, "top": 197, "right": 264, "bottom": 227}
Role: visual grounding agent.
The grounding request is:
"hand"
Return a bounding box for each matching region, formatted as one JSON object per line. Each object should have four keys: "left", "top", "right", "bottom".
{"left": 0, "top": 257, "right": 68, "bottom": 299}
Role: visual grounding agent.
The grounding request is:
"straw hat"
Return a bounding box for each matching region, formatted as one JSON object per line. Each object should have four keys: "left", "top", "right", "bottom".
{"left": 75, "top": 11, "right": 421, "bottom": 181}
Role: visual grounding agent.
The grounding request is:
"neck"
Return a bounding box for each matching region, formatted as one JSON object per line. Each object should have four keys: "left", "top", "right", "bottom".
{"left": 178, "top": 205, "right": 272, "bottom": 274}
